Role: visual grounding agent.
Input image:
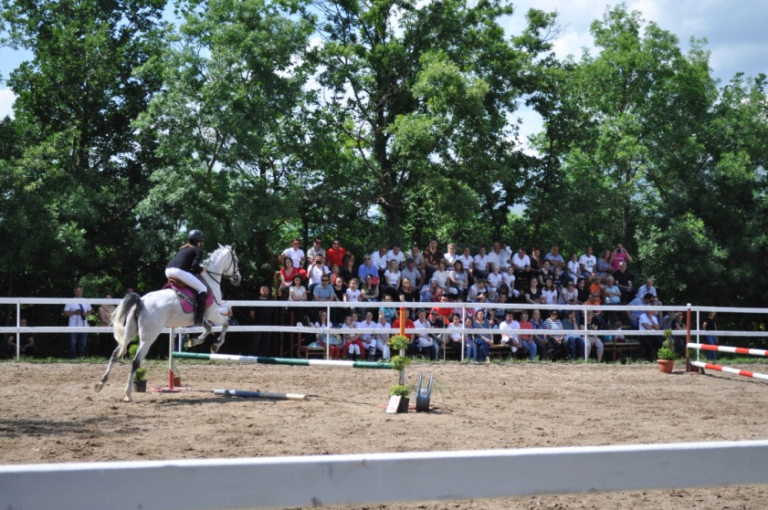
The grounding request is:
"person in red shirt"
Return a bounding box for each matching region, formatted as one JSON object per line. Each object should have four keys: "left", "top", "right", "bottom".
{"left": 391, "top": 308, "right": 415, "bottom": 342}
{"left": 326, "top": 239, "right": 348, "bottom": 270}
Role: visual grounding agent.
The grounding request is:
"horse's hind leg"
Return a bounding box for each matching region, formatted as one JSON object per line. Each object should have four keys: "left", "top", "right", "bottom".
{"left": 95, "top": 345, "right": 122, "bottom": 392}
{"left": 123, "top": 339, "right": 153, "bottom": 402}
{"left": 211, "top": 323, "right": 228, "bottom": 354}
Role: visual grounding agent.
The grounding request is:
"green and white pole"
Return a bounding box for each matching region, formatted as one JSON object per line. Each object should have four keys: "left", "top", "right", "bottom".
{"left": 173, "top": 351, "right": 393, "bottom": 369}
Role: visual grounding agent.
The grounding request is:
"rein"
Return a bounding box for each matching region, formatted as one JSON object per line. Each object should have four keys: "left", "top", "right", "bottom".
{"left": 205, "top": 247, "right": 240, "bottom": 304}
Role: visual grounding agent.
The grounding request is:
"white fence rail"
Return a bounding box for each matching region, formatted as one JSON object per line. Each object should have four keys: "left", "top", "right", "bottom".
{"left": 2, "top": 440, "right": 768, "bottom": 510}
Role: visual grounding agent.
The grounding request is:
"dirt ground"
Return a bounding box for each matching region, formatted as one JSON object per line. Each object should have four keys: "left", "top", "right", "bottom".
{"left": 1, "top": 359, "right": 768, "bottom": 509}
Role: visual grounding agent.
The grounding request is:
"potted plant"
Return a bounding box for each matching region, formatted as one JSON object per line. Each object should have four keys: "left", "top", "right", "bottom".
{"left": 133, "top": 367, "right": 148, "bottom": 392}
{"left": 387, "top": 335, "right": 411, "bottom": 412}
{"left": 657, "top": 332, "right": 676, "bottom": 374}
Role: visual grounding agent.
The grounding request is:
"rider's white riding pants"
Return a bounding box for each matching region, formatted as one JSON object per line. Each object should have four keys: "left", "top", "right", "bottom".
{"left": 165, "top": 268, "right": 207, "bottom": 294}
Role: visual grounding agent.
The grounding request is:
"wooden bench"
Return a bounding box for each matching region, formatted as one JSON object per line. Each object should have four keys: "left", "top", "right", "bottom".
{"left": 603, "top": 340, "right": 642, "bottom": 362}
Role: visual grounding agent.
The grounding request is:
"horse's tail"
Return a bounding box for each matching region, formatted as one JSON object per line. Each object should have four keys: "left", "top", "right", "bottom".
{"left": 112, "top": 293, "right": 142, "bottom": 358}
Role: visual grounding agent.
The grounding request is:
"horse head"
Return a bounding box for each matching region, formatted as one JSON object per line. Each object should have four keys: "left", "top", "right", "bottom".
{"left": 206, "top": 244, "right": 241, "bottom": 287}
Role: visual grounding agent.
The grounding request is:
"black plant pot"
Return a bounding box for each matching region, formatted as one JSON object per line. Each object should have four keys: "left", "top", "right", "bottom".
{"left": 134, "top": 379, "right": 147, "bottom": 392}
{"left": 397, "top": 397, "right": 409, "bottom": 413}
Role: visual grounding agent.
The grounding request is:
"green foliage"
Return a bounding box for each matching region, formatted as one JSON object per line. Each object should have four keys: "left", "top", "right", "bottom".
{"left": 390, "top": 355, "right": 410, "bottom": 373}
{"left": 656, "top": 347, "right": 676, "bottom": 360}
{"left": 134, "top": 368, "right": 147, "bottom": 380}
{"left": 389, "top": 335, "right": 410, "bottom": 352}
{"left": 127, "top": 344, "right": 139, "bottom": 359}
{"left": 388, "top": 384, "right": 410, "bottom": 397}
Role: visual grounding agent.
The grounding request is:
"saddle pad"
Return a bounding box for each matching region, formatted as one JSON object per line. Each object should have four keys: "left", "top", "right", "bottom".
{"left": 164, "top": 283, "right": 215, "bottom": 314}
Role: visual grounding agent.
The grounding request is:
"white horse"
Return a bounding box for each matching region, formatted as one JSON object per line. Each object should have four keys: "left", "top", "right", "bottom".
{"left": 95, "top": 244, "right": 241, "bottom": 401}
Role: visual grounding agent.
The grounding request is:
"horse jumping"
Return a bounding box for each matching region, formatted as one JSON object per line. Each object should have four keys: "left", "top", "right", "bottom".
{"left": 95, "top": 244, "right": 241, "bottom": 401}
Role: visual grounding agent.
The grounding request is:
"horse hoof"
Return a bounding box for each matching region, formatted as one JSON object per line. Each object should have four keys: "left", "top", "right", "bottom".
{"left": 123, "top": 395, "right": 133, "bottom": 402}
{"left": 210, "top": 345, "right": 219, "bottom": 354}
{"left": 94, "top": 383, "right": 104, "bottom": 393}
{"left": 185, "top": 341, "right": 192, "bottom": 349}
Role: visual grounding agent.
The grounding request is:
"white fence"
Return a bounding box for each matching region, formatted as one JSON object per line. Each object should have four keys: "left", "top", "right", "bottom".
{"left": 2, "top": 440, "right": 768, "bottom": 510}
{"left": 2, "top": 298, "right": 768, "bottom": 362}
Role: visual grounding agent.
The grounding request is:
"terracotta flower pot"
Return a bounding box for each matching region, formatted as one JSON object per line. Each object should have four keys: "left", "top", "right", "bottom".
{"left": 657, "top": 359, "right": 674, "bottom": 374}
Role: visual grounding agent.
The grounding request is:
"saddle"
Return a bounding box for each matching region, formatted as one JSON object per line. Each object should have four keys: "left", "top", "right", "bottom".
{"left": 165, "top": 278, "right": 215, "bottom": 314}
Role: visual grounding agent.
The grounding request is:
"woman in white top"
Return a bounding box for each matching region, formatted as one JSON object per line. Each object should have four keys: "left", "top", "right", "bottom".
{"left": 444, "top": 243, "right": 458, "bottom": 265}
{"left": 448, "top": 260, "right": 469, "bottom": 298}
{"left": 458, "top": 247, "right": 474, "bottom": 272}
{"left": 541, "top": 278, "right": 559, "bottom": 305}
{"left": 487, "top": 264, "right": 503, "bottom": 296}
{"left": 382, "top": 259, "right": 401, "bottom": 298}
{"left": 432, "top": 260, "right": 450, "bottom": 290}
{"left": 344, "top": 278, "right": 362, "bottom": 302}
{"left": 288, "top": 275, "right": 307, "bottom": 301}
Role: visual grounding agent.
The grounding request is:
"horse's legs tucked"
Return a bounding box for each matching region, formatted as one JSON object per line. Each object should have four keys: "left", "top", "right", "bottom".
{"left": 94, "top": 345, "right": 122, "bottom": 392}
{"left": 185, "top": 323, "right": 213, "bottom": 349}
{"left": 211, "top": 323, "right": 228, "bottom": 354}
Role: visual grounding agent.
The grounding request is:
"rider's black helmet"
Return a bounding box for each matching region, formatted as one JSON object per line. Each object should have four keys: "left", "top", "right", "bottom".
{"left": 188, "top": 230, "right": 205, "bottom": 244}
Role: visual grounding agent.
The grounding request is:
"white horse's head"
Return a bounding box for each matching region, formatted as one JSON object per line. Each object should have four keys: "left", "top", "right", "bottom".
{"left": 206, "top": 243, "right": 242, "bottom": 286}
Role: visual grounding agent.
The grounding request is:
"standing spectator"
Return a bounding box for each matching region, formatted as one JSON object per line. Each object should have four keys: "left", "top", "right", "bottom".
{"left": 610, "top": 243, "right": 633, "bottom": 272}
{"left": 702, "top": 311, "right": 718, "bottom": 361}
{"left": 459, "top": 316, "right": 477, "bottom": 362}
{"left": 473, "top": 245, "right": 490, "bottom": 279}
{"left": 670, "top": 312, "right": 687, "bottom": 355}
{"left": 567, "top": 253, "right": 580, "bottom": 284}
{"left": 326, "top": 239, "right": 347, "bottom": 271}
{"left": 612, "top": 261, "right": 635, "bottom": 302}
{"left": 387, "top": 244, "right": 406, "bottom": 269}
{"left": 7, "top": 318, "right": 36, "bottom": 358}
{"left": 636, "top": 278, "right": 658, "bottom": 299}
{"left": 423, "top": 239, "right": 444, "bottom": 281}
{"left": 544, "top": 244, "right": 566, "bottom": 270}
{"left": 97, "top": 295, "right": 116, "bottom": 358}
{"left": 331, "top": 277, "right": 347, "bottom": 324}
{"left": 306, "top": 237, "right": 326, "bottom": 267}
{"left": 279, "top": 258, "right": 301, "bottom": 299}
{"left": 248, "top": 286, "right": 275, "bottom": 356}
{"left": 585, "top": 311, "right": 606, "bottom": 362}
{"left": 400, "top": 258, "right": 422, "bottom": 289}
{"left": 64, "top": 284, "right": 91, "bottom": 358}
{"left": 511, "top": 247, "right": 532, "bottom": 286}
{"left": 529, "top": 246, "right": 542, "bottom": 274}
{"left": 409, "top": 244, "right": 426, "bottom": 284}
{"left": 371, "top": 246, "right": 389, "bottom": 278}
{"left": 281, "top": 238, "right": 305, "bottom": 270}
{"left": 579, "top": 246, "right": 597, "bottom": 279}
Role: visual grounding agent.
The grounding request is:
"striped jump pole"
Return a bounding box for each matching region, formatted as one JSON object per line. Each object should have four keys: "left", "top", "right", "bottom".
{"left": 214, "top": 389, "right": 307, "bottom": 400}
{"left": 690, "top": 361, "right": 768, "bottom": 382}
{"left": 687, "top": 343, "right": 768, "bottom": 357}
{"left": 174, "top": 351, "right": 393, "bottom": 369}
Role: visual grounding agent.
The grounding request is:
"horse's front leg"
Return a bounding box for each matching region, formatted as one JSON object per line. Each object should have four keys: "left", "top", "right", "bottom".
{"left": 185, "top": 322, "right": 213, "bottom": 349}
{"left": 211, "top": 322, "right": 228, "bottom": 354}
{"left": 95, "top": 345, "right": 121, "bottom": 392}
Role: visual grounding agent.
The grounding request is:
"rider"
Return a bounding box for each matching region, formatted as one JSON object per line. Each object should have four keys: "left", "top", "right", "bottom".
{"left": 166, "top": 230, "right": 208, "bottom": 325}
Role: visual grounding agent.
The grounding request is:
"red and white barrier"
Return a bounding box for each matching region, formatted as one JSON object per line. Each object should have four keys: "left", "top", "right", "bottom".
{"left": 687, "top": 343, "right": 768, "bottom": 357}
{"left": 690, "top": 361, "right": 768, "bottom": 382}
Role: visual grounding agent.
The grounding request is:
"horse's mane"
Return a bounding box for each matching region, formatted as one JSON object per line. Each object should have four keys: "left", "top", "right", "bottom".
{"left": 204, "top": 245, "right": 235, "bottom": 267}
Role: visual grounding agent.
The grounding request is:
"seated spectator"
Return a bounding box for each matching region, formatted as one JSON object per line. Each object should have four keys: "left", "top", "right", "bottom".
{"left": 371, "top": 246, "right": 389, "bottom": 278}
{"left": 400, "top": 258, "right": 422, "bottom": 289}
{"left": 375, "top": 313, "right": 392, "bottom": 360}
{"left": 408, "top": 310, "right": 438, "bottom": 359}
{"left": 638, "top": 309, "right": 663, "bottom": 361}
{"left": 448, "top": 260, "right": 470, "bottom": 299}
{"left": 312, "top": 275, "right": 336, "bottom": 305}
{"left": 467, "top": 278, "right": 491, "bottom": 303}
{"left": 457, "top": 247, "right": 475, "bottom": 275}
{"left": 560, "top": 280, "right": 579, "bottom": 306}
{"left": 360, "top": 274, "right": 379, "bottom": 302}
{"left": 529, "top": 246, "right": 542, "bottom": 274}
{"left": 517, "top": 312, "right": 538, "bottom": 361}
{"left": 356, "top": 310, "right": 378, "bottom": 361}
{"left": 544, "top": 244, "right": 566, "bottom": 270}
{"left": 378, "top": 294, "right": 397, "bottom": 324}
{"left": 584, "top": 311, "right": 605, "bottom": 362}
{"left": 501, "top": 265, "right": 516, "bottom": 293}
{"left": 288, "top": 275, "right": 308, "bottom": 301}
{"left": 7, "top": 318, "right": 36, "bottom": 358}
{"left": 472, "top": 310, "right": 492, "bottom": 363}
{"left": 626, "top": 293, "right": 653, "bottom": 329}
{"left": 398, "top": 278, "right": 419, "bottom": 304}
{"left": 357, "top": 253, "right": 379, "bottom": 284}
{"left": 603, "top": 276, "right": 622, "bottom": 304}
{"left": 610, "top": 243, "right": 633, "bottom": 272}
{"left": 391, "top": 306, "right": 415, "bottom": 343}
{"left": 589, "top": 277, "right": 605, "bottom": 302}
{"left": 579, "top": 245, "right": 597, "bottom": 279}
{"left": 561, "top": 310, "right": 583, "bottom": 360}
{"left": 596, "top": 249, "right": 613, "bottom": 277}
{"left": 420, "top": 278, "right": 443, "bottom": 302}
{"left": 431, "top": 296, "right": 454, "bottom": 321}
{"left": 314, "top": 311, "right": 341, "bottom": 360}
{"left": 382, "top": 259, "right": 401, "bottom": 299}
{"left": 524, "top": 278, "right": 545, "bottom": 305}
{"left": 339, "top": 254, "right": 356, "bottom": 284}
{"left": 387, "top": 244, "right": 406, "bottom": 269}
{"left": 329, "top": 264, "right": 342, "bottom": 286}
{"left": 575, "top": 278, "right": 590, "bottom": 304}
{"left": 612, "top": 261, "right": 635, "bottom": 302}
{"left": 281, "top": 238, "right": 305, "bottom": 270}
{"left": 459, "top": 316, "right": 477, "bottom": 362}
{"left": 473, "top": 245, "right": 490, "bottom": 279}
{"left": 487, "top": 264, "right": 503, "bottom": 296}
{"left": 552, "top": 266, "right": 570, "bottom": 289}
{"left": 537, "top": 260, "right": 555, "bottom": 286}
{"left": 529, "top": 309, "right": 548, "bottom": 360}
{"left": 306, "top": 256, "right": 330, "bottom": 297}
{"left": 344, "top": 278, "right": 362, "bottom": 313}
{"left": 341, "top": 314, "right": 364, "bottom": 360}
{"left": 541, "top": 278, "right": 559, "bottom": 305}
{"left": 543, "top": 310, "right": 567, "bottom": 360}
{"left": 636, "top": 278, "right": 657, "bottom": 299}
{"left": 498, "top": 311, "right": 522, "bottom": 354}
{"left": 432, "top": 260, "right": 450, "bottom": 290}
{"left": 487, "top": 241, "right": 508, "bottom": 270}
{"left": 331, "top": 277, "right": 347, "bottom": 324}
{"left": 428, "top": 309, "right": 448, "bottom": 354}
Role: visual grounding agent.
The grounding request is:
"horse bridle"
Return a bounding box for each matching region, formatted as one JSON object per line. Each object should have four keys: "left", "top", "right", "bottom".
{"left": 206, "top": 247, "right": 240, "bottom": 288}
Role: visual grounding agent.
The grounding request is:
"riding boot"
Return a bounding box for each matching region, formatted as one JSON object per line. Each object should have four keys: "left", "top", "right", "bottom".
{"left": 195, "top": 292, "right": 208, "bottom": 326}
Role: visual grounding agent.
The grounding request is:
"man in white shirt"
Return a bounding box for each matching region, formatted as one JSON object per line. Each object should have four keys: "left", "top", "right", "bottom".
{"left": 306, "top": 256, "right": 330, "bottom": 297}
{"left": 638, "top": 309, "right": 663, "bottom": 361}
{"left": 473, "top": 245, "right": 490, "bottom": 278}
{"left": 64, "top": 284, "right": 92, "bottom": 359}
{"left": 498, "top": 311, "right": 522, "bottom": 353}
{"left": 511, "top": 247, "right": 532, "bottom": 284}
{"left": 370, "top": 246, "right": 389, "bottom": 276}
{"left": 486, "top": 241, "right": 508, "bottom": 270}
{"left": 386, "top": 244, "right": 406, "bottom": 269}
{"left": 357, "top": 311, "right": 378, "bottom": 360}
{"left": 635, "top": 278, "right": 657, "bottom": 299}
{"left": 579, "top": 246, "right": 597, "bottom": 279}
{"left": 544, "top": 244, "right": 566, "bottom": 269}
{"left": 281, "top": 238, "right": 305, "bottom": 269}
